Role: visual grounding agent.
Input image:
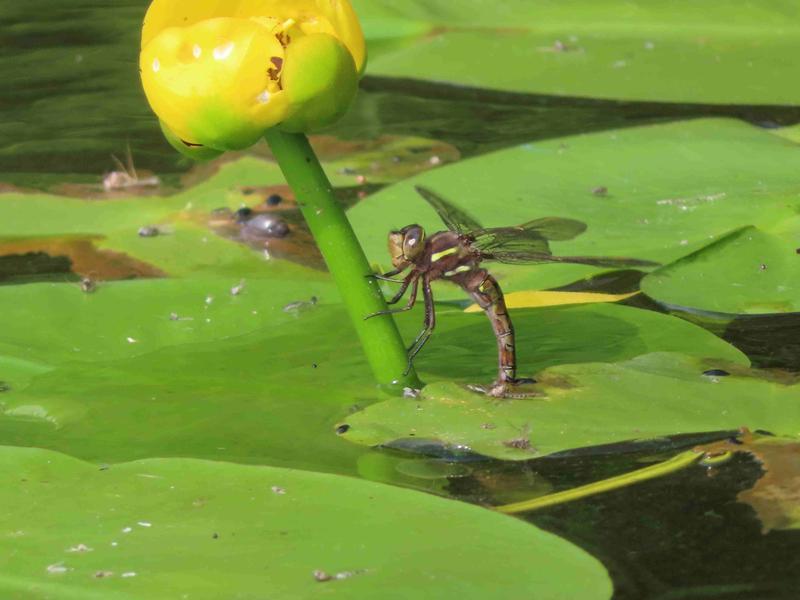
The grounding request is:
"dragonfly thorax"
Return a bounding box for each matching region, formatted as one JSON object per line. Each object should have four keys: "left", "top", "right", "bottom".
{"left": 388, "top": 224, "right": 426, "bottom": 269}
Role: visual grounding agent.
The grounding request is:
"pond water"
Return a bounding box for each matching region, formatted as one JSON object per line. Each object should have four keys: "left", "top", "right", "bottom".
{"left": 2, "top": 2, "right": 799, "bottom": 599}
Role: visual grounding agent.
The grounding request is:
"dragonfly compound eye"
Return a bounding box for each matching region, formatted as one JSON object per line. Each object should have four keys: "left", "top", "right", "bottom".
{"left": 402, "top": 225, "right": 425, "bottom": 261}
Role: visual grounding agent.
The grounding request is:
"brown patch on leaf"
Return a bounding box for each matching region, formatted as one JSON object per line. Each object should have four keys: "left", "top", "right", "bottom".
{"left": 697, "top": 431, "right": 800, "bottom": 532}
{"left": 0, "top": 236, "right": 166, "bottom": 283}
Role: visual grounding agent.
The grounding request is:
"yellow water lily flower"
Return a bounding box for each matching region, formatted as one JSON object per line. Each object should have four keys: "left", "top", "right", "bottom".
{"left": 140, "top": 0, "right": 366, "bottom": 158}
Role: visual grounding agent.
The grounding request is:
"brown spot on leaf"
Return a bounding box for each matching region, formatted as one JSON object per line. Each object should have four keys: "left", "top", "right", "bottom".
{"left": 0, "top": 236, "right": 166, "bottom": 284}
{"left": 697, "top": 431, "right": 800, "bottom": 532}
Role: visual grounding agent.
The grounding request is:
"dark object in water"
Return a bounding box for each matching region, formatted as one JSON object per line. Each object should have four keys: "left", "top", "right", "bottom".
{"left": 243, "top": 215, "right": 290, "bottom": 238}
{"left": 138, "top": 225, "right": 160, "bottom": 238}
{"left": 266, "top": 193, "right": 283, "bottom": 206}
{"left": 234, "top": 207, "right": 254, "bottom": 223}
{"left": 703, "top": 369, "right": 731, "bottom": 377}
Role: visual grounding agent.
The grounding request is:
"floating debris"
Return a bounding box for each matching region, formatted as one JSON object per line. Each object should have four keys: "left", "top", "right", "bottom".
{"left": 126, "top": 337, "right": 138, "bottom": 344}
{"left": 313, "top": 568, "right": 367, "bottom": 582}
{"left": 137, "top": 225, "right": 160, "bottom": 238}
{"left": 335, "top": 424, "right": 350, "bottom": 435}
{"left": 503, "top": 437, "right": 532, "bottom": 450}
{"left": 121, "top": 572, "right": 137, "bottom": 578}
{"left": 94, "top": 570, "right": 114, "bottom": 579}
{"left": 104, "top": 147, "right": 160, "bottom": 193}
{"left": 67, "top": 544, "right": 93, "bottom": 553}
{"left": 403, "top": 387, "right": 421, "bottom": 399}
{"left": 122, "top": 527, "right": 133, "bottom": 534}
{"left": 137, "top": 521, "right": 152, "bottom": 528}
{"left": 266, "top": 193, "right": 283, "bottom": 206}
{"left": 592, "top": 186, "right": 608, "bottom": 197}
{"left": 230, "top": 280, "right": 246, "bottom": 296}
{"left": 47, "top": 563, "right": 69, "bottom": 575}
{"left": 0, "top": 382, "right": 10, "bottom": 393}
{"left": 271, "top": 486, "right": 286, "bottom": 495}
{"left": 80, "top": 277, "right": 97, "bottom": 293}
{"left": 282, "top": 296, "right": 319, "bottom": 314}
{"left": 503, "top": 424, "right": 533, "bottom": 450}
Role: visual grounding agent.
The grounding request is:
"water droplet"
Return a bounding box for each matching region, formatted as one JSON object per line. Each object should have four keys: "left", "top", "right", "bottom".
{"left": 192, "top": 44, "right": 202, "bottom": 59}
{"left": 213, "top": 42, "right": 235, "bottom": 61}
{"left": 257, "top": 90, "right": 271, "bottom": 104}
{"left": 152, "top": 58, "right": 160, "bottom": 72}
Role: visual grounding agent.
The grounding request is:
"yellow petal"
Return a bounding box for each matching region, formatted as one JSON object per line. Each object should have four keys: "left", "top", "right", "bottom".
{"left": 141, "top": 17, "right": 291, "bottom": 151}
{"left": 142, "top": 0, "right": 366, "bottom": 73}
{"left": 464, "top": 291, "right": 639, "bottom": 313}
{"left": 279, "top": 33, "right": 359, "bottom": 132}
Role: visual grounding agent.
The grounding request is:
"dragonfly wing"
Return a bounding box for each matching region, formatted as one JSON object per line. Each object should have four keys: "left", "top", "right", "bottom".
{"left": 415, "top": 186, "right": 483, "bottom": 234}
{"left": 487, "top": 252, "right": 659, "bottom": 267}
{"left": 551, "top": 255, "right": 660, "bottom": 268}
{"left": 519, "top": 217, "right": 587, "bottom": 241}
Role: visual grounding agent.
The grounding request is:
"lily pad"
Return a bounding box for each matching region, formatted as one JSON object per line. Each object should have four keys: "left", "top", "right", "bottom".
{"left": 340, "top": 353, "right": 798, "bottom": 461}
{"left": 350, "top": 118, "right": 800, "bottom": 297}
{"left": 0, "top": 296, "right": 743, "bottom": 471}
{"left": 642, "top": 226, "right": 800, "bottom": 315}
{"left": 354, "top": 0, "right": 800, "bottom": 105}
{"left": 0, "top": 446, "right": 611, "bottom": 599}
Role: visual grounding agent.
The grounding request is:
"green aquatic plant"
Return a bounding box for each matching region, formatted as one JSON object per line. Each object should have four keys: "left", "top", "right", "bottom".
{"left": 139, "top": 0, "right": 418, "bottom": 388}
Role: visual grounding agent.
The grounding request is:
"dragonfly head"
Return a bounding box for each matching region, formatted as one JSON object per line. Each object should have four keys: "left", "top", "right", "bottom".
{"left": 388, "top": 224, "right": 426, "bottom": 268}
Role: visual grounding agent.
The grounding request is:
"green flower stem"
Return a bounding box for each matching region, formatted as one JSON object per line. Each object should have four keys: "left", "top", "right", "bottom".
{"left": 264, "top": 128, "right": 421, "bottom": 389}
{"left": 496, "top": 450, "right": 703, "bottom": 515}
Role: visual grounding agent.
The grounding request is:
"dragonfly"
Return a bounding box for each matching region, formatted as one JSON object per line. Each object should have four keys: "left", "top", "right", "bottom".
{"left": 368, "top": 186, "right": 658, "bottom": 398}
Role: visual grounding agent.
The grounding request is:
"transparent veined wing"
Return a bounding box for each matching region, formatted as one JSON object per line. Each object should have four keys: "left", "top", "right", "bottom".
{"left": 415, "top": 186, "right": 483, "bottom": 234}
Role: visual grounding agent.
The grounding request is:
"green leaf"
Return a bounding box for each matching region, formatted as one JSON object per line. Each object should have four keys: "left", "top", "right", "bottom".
{"left": 340, "top": 353, "right": 799, "bottom": 461}
{"left": 642, "top": 226, "right": 800, "bottom": 315}
{"left": 349, "top": 118, "right": 800, "bottom": 298}
{"left": 0, "top": 446, "right": 611, "bottom": 599}
{"left": 354, "top": 0, "right": 800, "bottom": 104}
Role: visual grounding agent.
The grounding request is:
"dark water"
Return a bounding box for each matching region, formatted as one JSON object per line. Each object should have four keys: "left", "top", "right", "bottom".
{"left": 2, "top": 3, "right": 799, "bottom": 599}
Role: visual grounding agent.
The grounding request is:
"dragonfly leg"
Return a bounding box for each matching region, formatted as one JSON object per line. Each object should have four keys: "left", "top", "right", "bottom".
{"left": 465, "top": 271, "right": 528, "bottom": 396}
{"left": 364, "top": 275, "right": 419, "bottom": 320}
{"left": 367, "top": 267, "right": 406, "bottom": 283}
{"left": 404, "top": 276, "right": 436, "bottom": 375}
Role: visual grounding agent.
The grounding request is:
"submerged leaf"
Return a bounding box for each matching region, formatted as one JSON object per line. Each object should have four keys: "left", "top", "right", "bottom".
{"left": 698, "top": 433, "right": 800, "bottom": 532}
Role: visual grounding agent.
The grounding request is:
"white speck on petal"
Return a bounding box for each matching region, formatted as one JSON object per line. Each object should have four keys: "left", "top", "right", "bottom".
{"left": 213, "top": 41, "right": 235, "bottom": 61}
{"left": 152, "top": 58, "right": 160, "bottom": 72}
{"left": 192, "top": 44, "right": 202, "bottom": 58}
{"left": 257, "top": 90, "right": 271, "bottom": 104}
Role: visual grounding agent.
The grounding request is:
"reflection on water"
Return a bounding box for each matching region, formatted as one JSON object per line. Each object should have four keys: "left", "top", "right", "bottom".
{"left": 5, "top": 0, "right": 800, "bottom": 188}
